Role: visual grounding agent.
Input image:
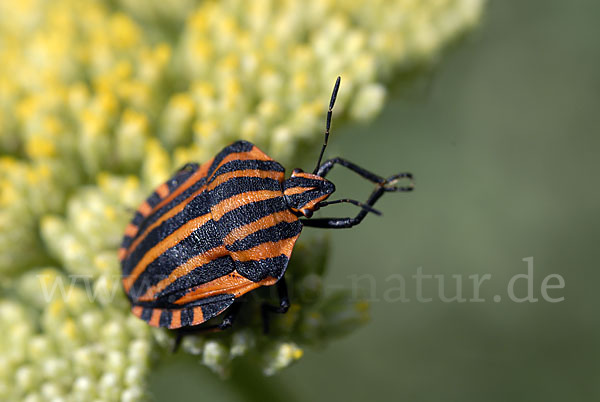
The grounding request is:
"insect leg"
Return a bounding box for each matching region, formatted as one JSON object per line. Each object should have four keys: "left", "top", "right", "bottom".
{"left": 303, "top": 167, "right": 414, "bottom": 229}
{"left": 303, "top": 190, "right": 379, "bottom": 229}
{"left": 317, "top": 158, "right": 414, "bottom": 191}
{"left": 261, "top": 278, "right": 290, "bottom": 333}
{"left": 317, "top": 157, "right": 385, "bottom": 183}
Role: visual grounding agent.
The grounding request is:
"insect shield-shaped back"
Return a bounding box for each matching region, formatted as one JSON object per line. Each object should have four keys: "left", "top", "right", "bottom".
{"left": 283, "top": 168, "right": 336, "bottom": 218}
{"left": 119, "top": 140, "right": 304, "bottom": 331}
{"left": 119, "top": 76, "right": 413, "bottom": 348}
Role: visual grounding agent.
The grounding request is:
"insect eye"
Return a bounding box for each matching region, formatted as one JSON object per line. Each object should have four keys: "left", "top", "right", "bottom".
{"left": 292, "top": 168, "right": 303, "bottom": 175}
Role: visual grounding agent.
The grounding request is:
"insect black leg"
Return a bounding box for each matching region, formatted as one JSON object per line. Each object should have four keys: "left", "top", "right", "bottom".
{"left": 302, "top": 171, "right": 413, "bottom": 229}
{"left": 172, "top": 301, "right": 243, "bottom": 353}
{"left": 172, "top": 332, "right": 185, "bottom": 353}
{"left": 317, "top": 157, "right": 414, "bottom": 191}
{"left": 261, "top": 278, "right": 290, "bottom": 334}
{"left": 317, "top": 157, "right": 385, "bottom": 183}
{"left": 301, "top": 186, "right": 384, "bottom": 228}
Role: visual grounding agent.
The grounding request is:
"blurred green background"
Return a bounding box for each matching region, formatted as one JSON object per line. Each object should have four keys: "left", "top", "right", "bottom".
{"left": 151, "top": 1, "right": 599, "bottom": 401}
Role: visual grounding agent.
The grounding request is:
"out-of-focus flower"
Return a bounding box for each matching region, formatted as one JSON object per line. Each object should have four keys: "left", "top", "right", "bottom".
{"left": 0, "top": 0, "right": 485, "bottom": 399}
{"left": 1, "top": 268, "right": 151, "bottom": 401}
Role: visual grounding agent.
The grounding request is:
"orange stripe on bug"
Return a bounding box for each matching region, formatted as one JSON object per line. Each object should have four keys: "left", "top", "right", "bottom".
{"left": 147, "top": 157, "right": 213, "bottom": 216}
{"left": 223, "top": 210, "right": 298, "bottom": 246}
{"left": 210, "top": 190, "right": 282, "bottom": 220}
{"left": 282, "top": 186, "right": 316, "bottom": 196}
{"left": 192, "top": 307, "right": 204, "bottom": 325}
{"left": 123, "top": 155, "right": 280, "bottom": 259}
{"left": 170, "top": 310, "right": 181, "bottom": 329}
{"left": 125, "top": 185, "right": 207, "bottom": 257}
{"left": 138, "top": 201, "right": 152, "bottom": 217}
{"left": 131, "top": 306, "right": 143, "bottom": 318}
{"left": 124, "top": 223, "right": 139, "bottom": 237}
{"left": 156, "top": 183, "right": 169, "bottom": 198}
{"left": 175, "top": 271, "right": 260, "bottom": 304}
{"left": 231, "top": 236, "right": 299, "bottom": 262}
{"left": 206, "top": 147, "right": 273, "bottom": 182}
{"left": 118, "top": 247, "right": 127, "bottom": 261}
{"left": 206, "top": 169, "right": 283, "bottom": 191}
{"left": 122, "top": 212, "right": 213, "bottom": 292}
{"left": 148, "top": 309, "right": 162, "bottom": 327}
{"left": 135, "top": 245, "right": 229, "bottom": 302}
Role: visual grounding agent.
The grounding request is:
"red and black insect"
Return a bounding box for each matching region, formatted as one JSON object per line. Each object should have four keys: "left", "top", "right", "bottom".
{"left": 120, "top": 77, "right": 413, "bottom": 343}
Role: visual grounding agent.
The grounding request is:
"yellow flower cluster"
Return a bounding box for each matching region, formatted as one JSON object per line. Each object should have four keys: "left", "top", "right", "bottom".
{"left": 1, "top": 268, "right": 152, "bottom": 401}
{"left": 0, "top": 0, "right": 484, "bottom": 399}
{"left": 1, "top": 178, "right": 152, "bottom": 401}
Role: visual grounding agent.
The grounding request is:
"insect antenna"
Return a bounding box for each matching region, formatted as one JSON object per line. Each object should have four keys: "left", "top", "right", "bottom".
{"left": 318, "top": 198, "right": 382, "bottom": 216}
{"left": 313, "top": 76, "right": 341, "bottom": 174}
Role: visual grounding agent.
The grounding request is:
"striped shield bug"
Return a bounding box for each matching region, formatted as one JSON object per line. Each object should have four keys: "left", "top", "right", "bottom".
{"left": 119, "top": 77, "right": 413, "bottom": 348}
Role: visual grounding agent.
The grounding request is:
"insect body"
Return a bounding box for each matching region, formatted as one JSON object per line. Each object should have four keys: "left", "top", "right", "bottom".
{"left": 120, "top": 77, "right": 413, "bottom": 336}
